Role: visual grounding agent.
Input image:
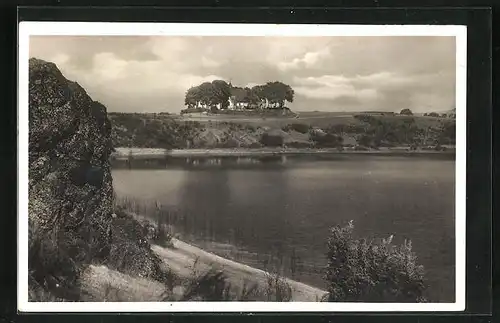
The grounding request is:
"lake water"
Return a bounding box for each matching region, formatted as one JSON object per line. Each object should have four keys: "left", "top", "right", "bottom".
{"left": 112, "top": 154, "right": 455, "bottom": 302}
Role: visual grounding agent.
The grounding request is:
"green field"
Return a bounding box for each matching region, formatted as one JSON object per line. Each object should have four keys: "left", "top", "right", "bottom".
{"left": 178, "top": 111, "right": 449, "bottom": 129}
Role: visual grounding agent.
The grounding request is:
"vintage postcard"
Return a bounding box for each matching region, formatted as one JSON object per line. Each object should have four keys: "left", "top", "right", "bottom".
{"left": 18, "top": 22, "right": 466, "bottom": 312}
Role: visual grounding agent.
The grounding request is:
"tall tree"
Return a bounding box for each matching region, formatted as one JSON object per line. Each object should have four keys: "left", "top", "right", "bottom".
{"left": 198, "top": 82, "right": 216, "bottom": 108}
{"left": 184, "top": 80, "right": 295, "bottom": 110}
{"left": 244, "top": 87, "right": 260, "bottom": 107}
{"left": 251, "top": 85, "right": 267, "bottom": 108}
{"left": 264, "top": 81, "right": 295, "bottom": 108}
{"left": 211, "top": 80, "right": 231, "bottom": 109}
{"left": 184, "top": 86, "right": 200, "bottom": 108}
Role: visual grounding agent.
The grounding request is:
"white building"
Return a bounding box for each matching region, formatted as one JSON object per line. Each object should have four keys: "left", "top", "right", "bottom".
{"left": 228, "top": 96, "right": 249, "bottom": 110}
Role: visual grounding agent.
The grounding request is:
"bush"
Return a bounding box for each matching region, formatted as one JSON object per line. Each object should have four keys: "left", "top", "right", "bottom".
{"left": 311, "top": 133, "right": 343, "bottom": 148}
{"left": 260, "top": 133, "right": 284, "bottom": 147}
{"left": 177, "top": 270, "right": 231, "bottom": 301}
{"left": 264, "top": 272, "right": 293, "bottom": 301}
{"left": 325, "top": 221, "right": 427, "bottom": 302}
{"left": 400, "top": 108, "right": 413, "bottom": 116}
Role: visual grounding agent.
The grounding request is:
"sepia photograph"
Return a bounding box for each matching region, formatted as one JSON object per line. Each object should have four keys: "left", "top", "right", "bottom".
{"left": 18, "top": 22, "right": 466, "bottom": 312}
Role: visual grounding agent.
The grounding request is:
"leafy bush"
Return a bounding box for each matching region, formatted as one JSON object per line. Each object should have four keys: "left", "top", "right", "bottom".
{"left": 325, "top": 221, "right": 427, "bottom": 302}
{"left": 311, "top": 132, "right": 343, "bottom": 148}
{"left": 400, "top": 108, "right": 413, "bottom": 116}
{"left": 260, "top": 133, "right": 284, "bottom": 147}
{"left": 245, "top": 124, "right": 256, "bottom": 132}
{"left": 177, "top": 270, "right": 231, "bottom": 301}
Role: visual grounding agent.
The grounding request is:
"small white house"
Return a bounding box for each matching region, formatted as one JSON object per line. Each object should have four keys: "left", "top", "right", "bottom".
{"left": 228, "top": 96, "right": 249, "bottom": 110}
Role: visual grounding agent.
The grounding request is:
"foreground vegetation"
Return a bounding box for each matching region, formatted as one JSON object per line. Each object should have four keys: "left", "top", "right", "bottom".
{"left": 30, "top": 194, "right": 429, "bottom": 302}
{"left": 326, "top": 221, "right": 427, "bottom": 302}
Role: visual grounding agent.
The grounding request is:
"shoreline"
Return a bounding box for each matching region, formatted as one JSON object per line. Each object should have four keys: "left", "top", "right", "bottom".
{"left": 112, "top": 147, "right": 456, "bottom": 160}
{"left": 127, "top": 211, "right": 327, "bottom": 301}
{"left": 151, "top": 239, "right": 327, "bottom": 301}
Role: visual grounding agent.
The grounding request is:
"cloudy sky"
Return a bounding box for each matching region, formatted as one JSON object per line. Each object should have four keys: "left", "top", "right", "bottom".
{"left": 29, "top": 35, "right": 456, "bottom": 113}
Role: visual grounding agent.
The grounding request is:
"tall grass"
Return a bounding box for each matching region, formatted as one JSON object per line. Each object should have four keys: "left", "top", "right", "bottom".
{"left": 28, "top": 220, "right": 82, "bottom": 301}
{"left": 159, "top": 261, "right": 291, "bottom": 302}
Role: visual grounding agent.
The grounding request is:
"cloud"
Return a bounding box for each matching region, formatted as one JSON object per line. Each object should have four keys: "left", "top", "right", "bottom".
{"left": 293, "top": 75, "right": 380, "bottom": 101}
{"left": 201, "top": 56, "right": 221, "bottom": 68}
{"left": 29, "top": 35, "right": 456, "bottom": 113}
{"left": 278, "top": 47, "right": 331, "bottom": 71}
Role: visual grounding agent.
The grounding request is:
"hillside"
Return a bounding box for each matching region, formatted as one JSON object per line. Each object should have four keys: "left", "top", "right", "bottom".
{"left": 108, "top": 111, "right": 456, "bottom": 151}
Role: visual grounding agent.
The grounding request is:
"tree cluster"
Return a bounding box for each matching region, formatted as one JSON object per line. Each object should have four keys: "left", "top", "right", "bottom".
{"left": 184, "top": 80, "right": 295, "bottom": 111}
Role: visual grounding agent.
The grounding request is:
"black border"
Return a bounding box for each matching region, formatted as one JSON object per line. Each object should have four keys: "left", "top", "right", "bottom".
{"left": 1, "top": 4, "right": 493, "bottom": 322}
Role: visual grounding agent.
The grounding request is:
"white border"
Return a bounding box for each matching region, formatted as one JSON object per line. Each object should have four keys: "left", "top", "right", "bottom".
{"left": 17, "top": 22, "right": 467, "bottom": 313}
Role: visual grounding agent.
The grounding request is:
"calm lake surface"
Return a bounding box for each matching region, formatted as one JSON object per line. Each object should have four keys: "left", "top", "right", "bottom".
{"left": 112, "top": 154, "right": 455, "bottom": 302}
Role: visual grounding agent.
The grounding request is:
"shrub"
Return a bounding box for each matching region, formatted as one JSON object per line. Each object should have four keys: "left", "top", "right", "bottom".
{"left": 177, "top": 270, "right": 231, "bottom": 301}
{"left": 260, "top": 133, "right": 284, "bottom": 147}
{"left": 245, "top": 125, "right": 256, "bottom": 132}
{"left": 163, "top": 268, "right": 266, "bottom": 302}
{"left": 400, "top": 108, "right": 413, "bottom": 116}
{"left": 325, "top": 221, "right": 427, "bottom": 302}
{"left": 264, "top": 271, "right": 293, "bottom": 301}
{"left": 311, "top": 133, "right": 343, "bottom": 148}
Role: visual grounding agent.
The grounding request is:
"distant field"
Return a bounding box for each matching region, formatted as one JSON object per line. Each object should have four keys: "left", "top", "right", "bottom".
{"left": 295, "top": 111, "right": 354, "bottom": 117}
{"left": 179, "top": 111, "right": 357, "bottom": 127}
{"left": 177, "top": 111, "right": 450, "bottom": 129}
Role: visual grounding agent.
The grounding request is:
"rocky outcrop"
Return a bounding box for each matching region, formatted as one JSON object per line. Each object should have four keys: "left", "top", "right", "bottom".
{"left": 29, "top": 58, "right": 114, "bottom": 291}
{"left": 28, "top": 58, "right": 162, "bottom": 298}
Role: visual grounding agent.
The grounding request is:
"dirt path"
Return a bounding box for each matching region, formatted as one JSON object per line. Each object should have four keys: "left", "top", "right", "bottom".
{"left": 151, "top": 239, "right": 328, "bottom": 302}
{"left": 80, "top": 264, "right": 168, "bottom": 301}
{"left": 80, "top": 211, "right": 327, "bottom": 301}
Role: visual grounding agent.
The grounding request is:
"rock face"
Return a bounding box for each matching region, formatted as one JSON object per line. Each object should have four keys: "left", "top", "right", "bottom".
{"left": 28, "top": 58, "right": 114, "bottom": 250}
{"left": 28, "top": 58, "right": 115, "bottom": 290}
{"left": 28, "top": 59, "right": 164, "bottom": 299}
